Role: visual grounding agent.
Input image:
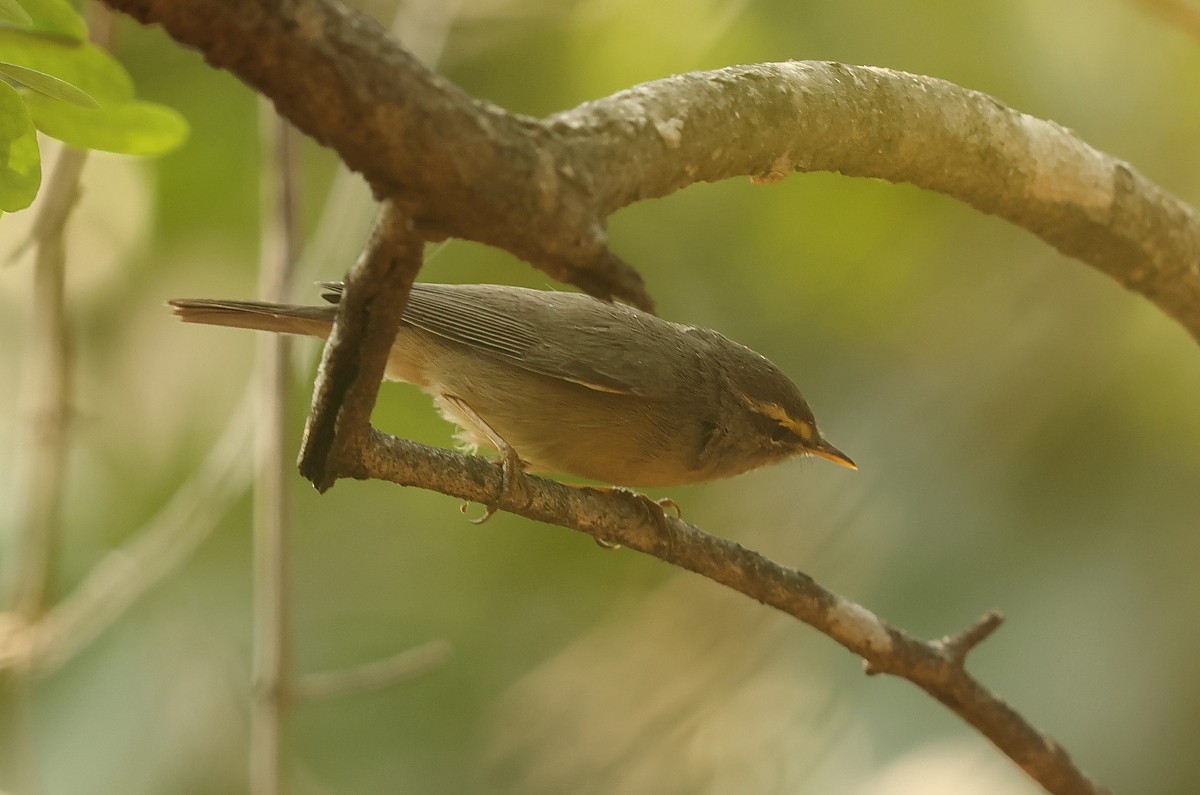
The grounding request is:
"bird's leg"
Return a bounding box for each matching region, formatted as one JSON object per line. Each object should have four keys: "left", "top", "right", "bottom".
{"left": 444, "top": 395, "right": 529, "bottom": 524}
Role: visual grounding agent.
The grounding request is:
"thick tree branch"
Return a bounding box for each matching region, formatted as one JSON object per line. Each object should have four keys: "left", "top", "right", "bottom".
{"left": 353, "top": 430, "right": 1106, "bottom": 795}
{"left": 297, "top": 201, "right": 420, "bottom": 490}
{"left": 555, "top": 62, "right": 1200, "bottom": 341}
{"left": 99, "top": 0, "right": 652, "bottom": 308}
{"left": 104, "top": 0, "right": 1200, "bottom": 340}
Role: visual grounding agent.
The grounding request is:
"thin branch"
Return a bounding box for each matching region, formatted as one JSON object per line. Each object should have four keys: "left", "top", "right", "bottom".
{"left": 297, "top": 201, "right": 422, "bottom": 491}
{"left": 293, "top": 639, "right": 454, "bottom": 703}
{"left": 351, "top": 429, "right": 1108, "bottom": 795}
{"left": 100, "top": 0, "right": 1200, "bottom": 341}
{"left": 250, "top": 106, "right": 301, "bottom": 795}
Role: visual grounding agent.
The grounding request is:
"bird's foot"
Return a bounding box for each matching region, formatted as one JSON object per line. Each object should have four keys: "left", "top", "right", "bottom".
{"left": 442, "top": 394, "right": 530, "bottom": 525}
{"left": 468, "top": 444, "right": 529, "bottom": 525}
{"left": 582, "top": 487, "right": 681, "bottom": 549}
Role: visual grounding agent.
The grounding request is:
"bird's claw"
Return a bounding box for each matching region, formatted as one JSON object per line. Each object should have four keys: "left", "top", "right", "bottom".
{"left": 466, "top": 444, "right": 529, "bottom": 525}
{"left": 584, "top": 487, "right": 681, "bottom": 548}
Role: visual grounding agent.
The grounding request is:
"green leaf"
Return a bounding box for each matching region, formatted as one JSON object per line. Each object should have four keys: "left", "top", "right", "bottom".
{"left": 0, "top": 0, "right": 34, "bottom": 26}
{"left": 13, "top": 0, "right": 86, "bottom": 40}
{"left": 0, "top": 79, "right": 42, "bottom": 210}
{"left": 0, "top": 31, "right": 132, "bottom": 104}
{"left": 0, "top": 62, "right": 97, "bottom": 106}
{"left": 27, "top": 93, "right": 189, "bottom": 155}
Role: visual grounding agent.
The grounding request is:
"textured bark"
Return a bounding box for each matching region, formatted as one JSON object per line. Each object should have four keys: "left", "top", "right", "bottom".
{"left": 103, "top": 0, "right": 1200, "bottom": 339}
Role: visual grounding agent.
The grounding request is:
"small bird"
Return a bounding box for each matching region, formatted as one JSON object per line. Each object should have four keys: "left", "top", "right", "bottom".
{"left": 169, "top": 283, "right": 855, "bottom": 489}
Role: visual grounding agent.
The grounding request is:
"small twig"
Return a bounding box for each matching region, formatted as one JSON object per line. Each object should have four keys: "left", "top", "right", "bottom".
{"left": 865, "top": 609, "right": 1004, "bottom": 675}
{"left": 297, "top": 201, "right": 423, "bottom": 491}
{"left": 935, "top": 609, "right": 1005, "bottom": 665}
{"left": 293, "top": 640, "right": 454, "bottom": 703}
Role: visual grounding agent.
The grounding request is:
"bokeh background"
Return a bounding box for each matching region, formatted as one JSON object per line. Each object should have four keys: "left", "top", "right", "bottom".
{"left": 2, "top": 0, "right": 1200, "bottom": 792}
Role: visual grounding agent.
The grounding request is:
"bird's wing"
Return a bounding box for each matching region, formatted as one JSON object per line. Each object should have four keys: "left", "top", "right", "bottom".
{"left": 320, "top": 282, "right": 689, "bottom": 397}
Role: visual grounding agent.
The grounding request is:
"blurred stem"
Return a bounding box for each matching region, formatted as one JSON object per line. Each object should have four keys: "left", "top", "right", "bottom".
{"left": 1132, "top": 0, "right": 1200, "bottom": 39}
{"left": 0, "top": 144, "right": 88, "bottom": 795}
{"left": 394, "top": 0, "right": 464, "bottom": 65}
{"left": 250, "top": 104, "right": 301, "bottom": 795}
{"left": 9, "top": 146, "right": 88, "bottom": 621}
{"left": 3, "top": 397, "right": 256, "bottom": 673}
{"left": 294, "top": 639, "right": 454, "bottom": 702}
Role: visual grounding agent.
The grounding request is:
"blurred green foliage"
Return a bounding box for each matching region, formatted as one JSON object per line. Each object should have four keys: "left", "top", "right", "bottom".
{"left": 2, "top": 0, "right": 1200, "bottom": 793}
{"left": 0, "top": 0, "right": 187, "bottom": 212}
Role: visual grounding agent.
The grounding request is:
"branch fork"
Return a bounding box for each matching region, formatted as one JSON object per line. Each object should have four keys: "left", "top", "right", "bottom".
{"left": 935, "top": 609, "right": 1006, "bottom": 666}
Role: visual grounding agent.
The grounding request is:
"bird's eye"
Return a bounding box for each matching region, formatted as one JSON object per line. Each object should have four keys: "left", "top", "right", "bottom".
{"left": 769, "top": 423, "right": 798, "bottom": 444}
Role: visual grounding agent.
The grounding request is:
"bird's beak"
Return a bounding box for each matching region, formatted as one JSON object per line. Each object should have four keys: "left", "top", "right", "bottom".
{"left": 809, "top": 438, "right": 857, "bottom": 470}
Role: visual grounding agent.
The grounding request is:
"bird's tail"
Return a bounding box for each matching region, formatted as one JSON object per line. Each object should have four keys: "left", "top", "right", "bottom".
{"left": 168, "top": 298, "right": 335, "bottom": 338}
